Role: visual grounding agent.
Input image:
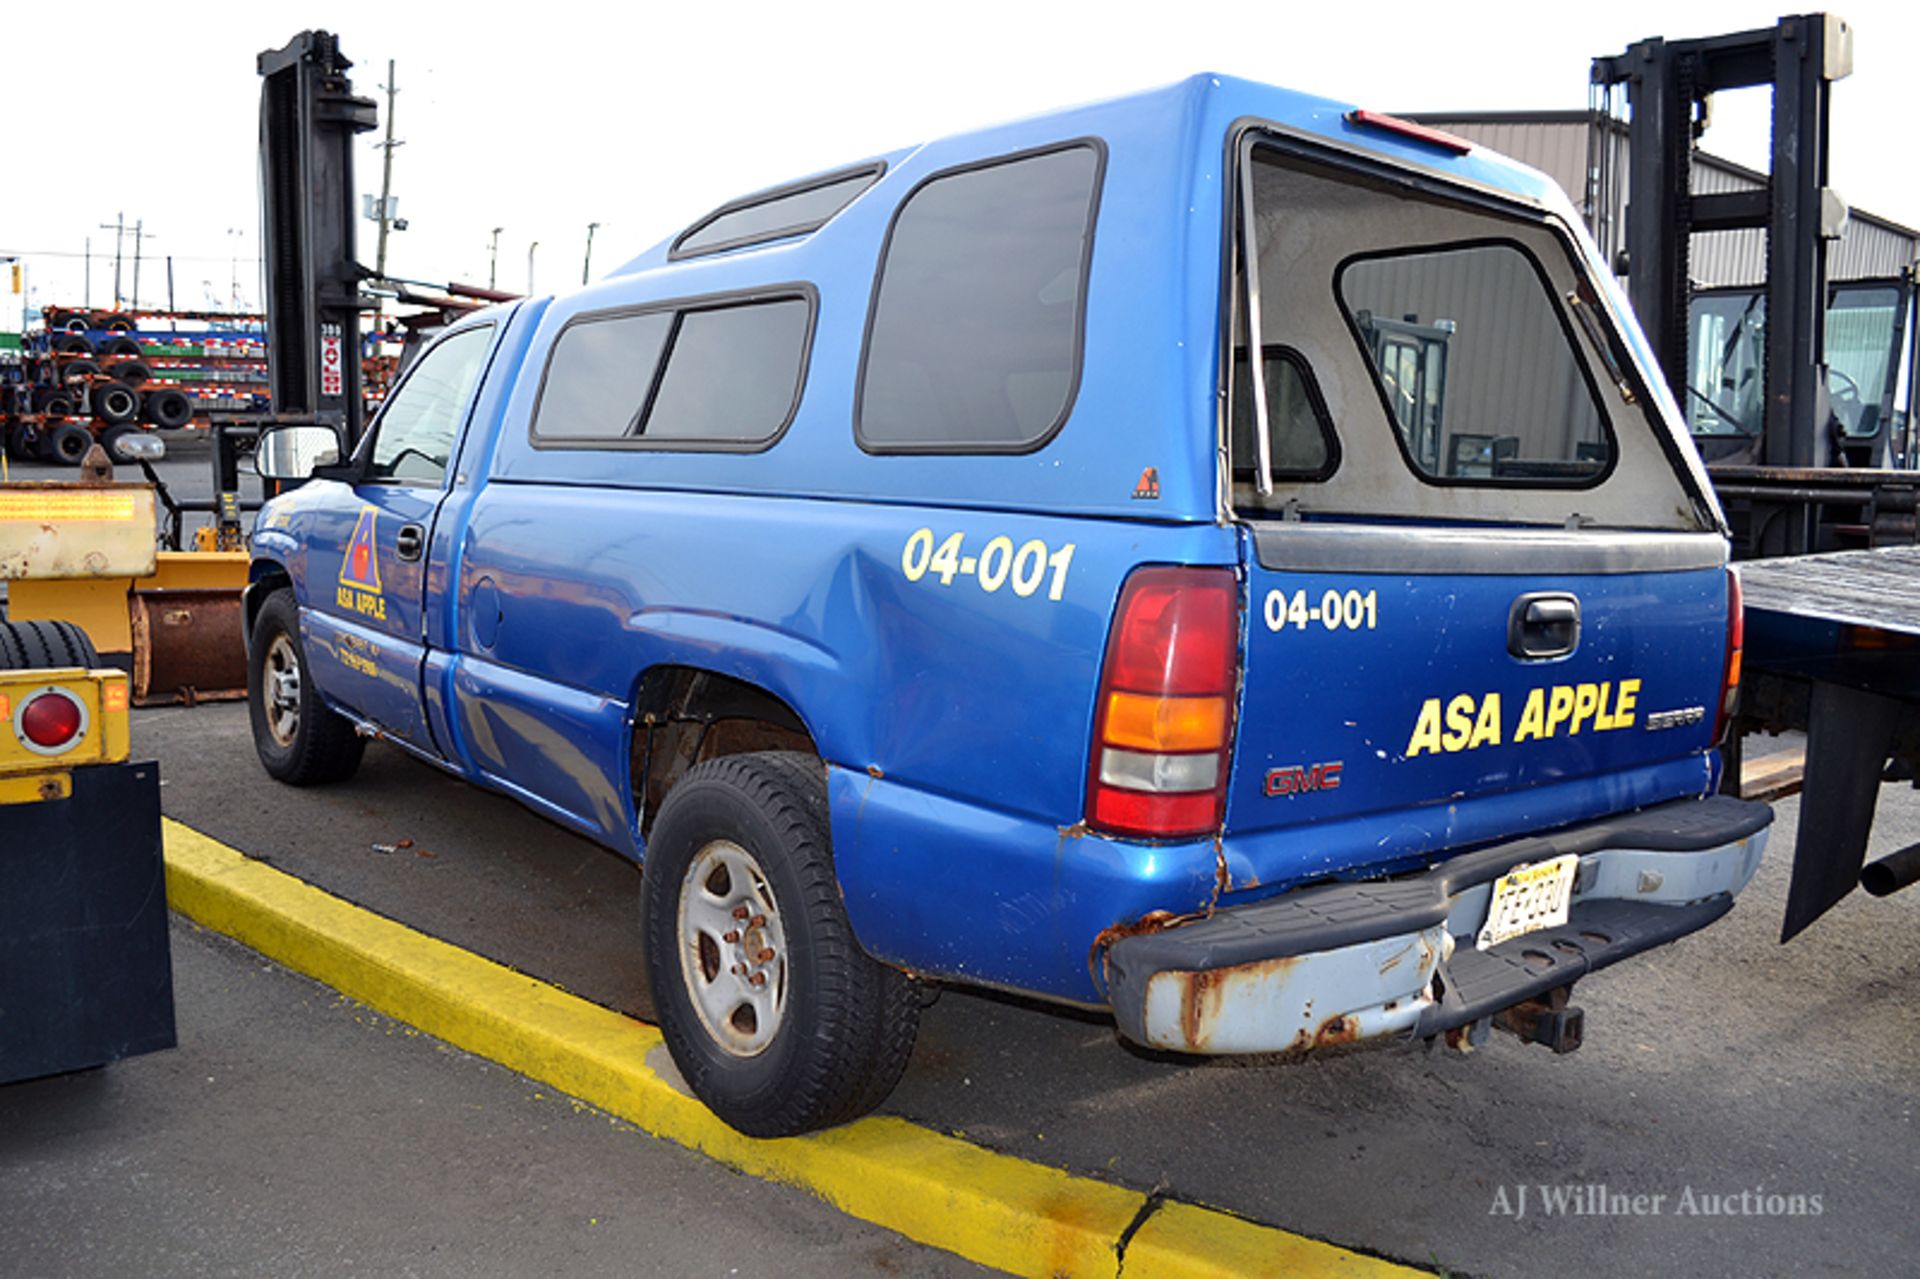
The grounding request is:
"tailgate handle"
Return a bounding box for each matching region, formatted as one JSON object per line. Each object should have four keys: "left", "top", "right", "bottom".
{"left": 1510, "top": 593, "right": 1580, "bottom": 660}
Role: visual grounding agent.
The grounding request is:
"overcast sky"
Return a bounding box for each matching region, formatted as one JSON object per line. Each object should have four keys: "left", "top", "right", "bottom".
{"left": 3, "top": 0, "right": 1914, "bottom": 318}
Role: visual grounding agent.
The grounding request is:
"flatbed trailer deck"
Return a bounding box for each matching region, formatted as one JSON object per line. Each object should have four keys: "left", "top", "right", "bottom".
{"left": 1731, "top": 545, "right": 1920, "bottom": 938}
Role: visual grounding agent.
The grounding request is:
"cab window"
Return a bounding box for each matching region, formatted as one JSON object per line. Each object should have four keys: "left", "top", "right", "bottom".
{"left": 366, "top": 325, "right": 495, "bottom": 484}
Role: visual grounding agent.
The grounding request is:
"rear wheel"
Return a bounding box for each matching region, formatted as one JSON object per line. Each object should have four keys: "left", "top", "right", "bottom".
{"left": 47, "top": 423, "right": 94, "bottom": 465}
{"left": 143, "top": 387, "right": 193, "bottom": 429}
{"left": 109, "top": 358, "right": 152, "bottom": 386}
{"left": 35, "top": 388, "right": 77, "bottom": 418}
{"left": 246, "top": 588, "right": 365, "bottom": 785}
{"left": 99, "top": 424, "right": 142, "bottom": 462}
{"left": 4, "top": 422, "right": 40, "bottom": 460}
{"left": 643, "top": 751, "right": 919, "bottom": 1137}
{"left": 0, "top": 619, "right": 101, "bottom": 670}
{"left": 92, "top": 381, "right": 140, "bottom": 424}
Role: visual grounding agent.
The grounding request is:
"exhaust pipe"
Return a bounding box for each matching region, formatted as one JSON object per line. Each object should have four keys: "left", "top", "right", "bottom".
{"left": 1861, "top": 841, "right": 1920, "bottom": 898}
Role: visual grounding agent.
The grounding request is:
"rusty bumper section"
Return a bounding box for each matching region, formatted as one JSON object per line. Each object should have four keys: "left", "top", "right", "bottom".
{"left": 1104, "top": 794, "right": 1771, "bottom": 1054}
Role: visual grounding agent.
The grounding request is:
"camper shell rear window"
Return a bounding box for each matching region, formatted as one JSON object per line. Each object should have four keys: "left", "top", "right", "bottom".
{"left": 1224, "top": 134, "right": 1712, "bottom": 532}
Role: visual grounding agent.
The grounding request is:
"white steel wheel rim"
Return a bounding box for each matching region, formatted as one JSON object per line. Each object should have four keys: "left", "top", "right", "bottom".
{"left": 264, "top": 632, "right": 302, "bottom": 747}
{"left": 676, "top": 838, "right": 789, "bottom": 1058}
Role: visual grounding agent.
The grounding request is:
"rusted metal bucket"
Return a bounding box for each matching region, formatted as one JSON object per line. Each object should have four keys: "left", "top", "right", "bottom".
{"left": 130, "top": 588, "right": 247, "bottom": 706}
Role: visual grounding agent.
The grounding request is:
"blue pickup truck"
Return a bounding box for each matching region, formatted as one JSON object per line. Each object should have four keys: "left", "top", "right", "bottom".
{"left": 245, "top": 74, "right": 1771, "bottom": 1137}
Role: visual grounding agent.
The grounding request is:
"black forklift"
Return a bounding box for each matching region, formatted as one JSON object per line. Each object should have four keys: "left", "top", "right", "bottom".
{"left": 1592, "top": 13, "right": 1919, "bottom": 939}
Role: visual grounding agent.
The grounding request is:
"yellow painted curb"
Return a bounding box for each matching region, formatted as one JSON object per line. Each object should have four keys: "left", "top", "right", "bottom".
{"left": 162, "top": 818, "right": 1423, "bottom": 1279}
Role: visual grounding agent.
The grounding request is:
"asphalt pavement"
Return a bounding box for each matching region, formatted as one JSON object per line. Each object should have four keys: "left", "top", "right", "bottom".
{"left": 0, "top": 918, "right": 991, "bottom": 1278}
{"left": 137, "top": 702, "right": 1920, "bottom": 1279}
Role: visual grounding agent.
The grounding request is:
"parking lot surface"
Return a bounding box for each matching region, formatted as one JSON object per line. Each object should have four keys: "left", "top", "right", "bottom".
{"left": 137, "top": 702, "right": 1919, "bottom": 1278}
{"left": 0, "top": 919, "right": 989, "bottom": 1277}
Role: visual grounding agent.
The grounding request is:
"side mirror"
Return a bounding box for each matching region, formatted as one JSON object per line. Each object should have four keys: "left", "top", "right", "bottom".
{"left": 254, "top": 425, "right": 343, "bottom": 481}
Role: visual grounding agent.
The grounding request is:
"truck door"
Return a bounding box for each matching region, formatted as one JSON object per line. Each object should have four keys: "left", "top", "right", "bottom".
{"left": 300, "top": 322, "right": 497, "bottom": 752}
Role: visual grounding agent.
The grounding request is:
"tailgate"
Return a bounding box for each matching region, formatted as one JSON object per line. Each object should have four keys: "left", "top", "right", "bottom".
{"left": 1222, "top": 527, "right": 1731, "bottom": 881}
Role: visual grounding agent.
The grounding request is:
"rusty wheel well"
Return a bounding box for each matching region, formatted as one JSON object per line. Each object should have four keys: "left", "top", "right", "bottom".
{"left": 631, "top": 667, "right": 818, "bottom": 834}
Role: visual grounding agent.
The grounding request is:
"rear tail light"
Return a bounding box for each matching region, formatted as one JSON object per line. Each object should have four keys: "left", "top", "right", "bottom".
{"left": 1714, "top": 568, "right": 1744, "bottom": 744}
{"left": 15, "top": 687, "right": 88, "bottom": 755}
{"left": 1088, "top": 566, "right": 1240, "bottom": 839}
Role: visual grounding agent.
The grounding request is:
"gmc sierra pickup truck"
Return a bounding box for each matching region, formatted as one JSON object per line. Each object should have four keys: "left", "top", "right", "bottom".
{"left": 244, "top": 74, "right": 1771, "bottom": 1137}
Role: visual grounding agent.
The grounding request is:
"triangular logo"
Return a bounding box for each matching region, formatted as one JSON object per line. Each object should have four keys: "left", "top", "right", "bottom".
{"left": 339, "top": 507, "right": 382, "bottom": 592}
{"left": 1131, "top": 466, "right": 1160, "bottom": 500}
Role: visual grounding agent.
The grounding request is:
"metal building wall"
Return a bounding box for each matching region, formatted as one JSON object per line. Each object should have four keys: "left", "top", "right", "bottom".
{"left": 1340, "top": 245, "right": 1601, "bottom": 463}
{"left": 1412, "top": 112, "right": 1918, "bottom": 286}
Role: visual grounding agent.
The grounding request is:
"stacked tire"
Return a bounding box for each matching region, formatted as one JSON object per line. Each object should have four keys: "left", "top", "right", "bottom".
{"left": 16, "top": 310, "right": 178, "bottom": 464}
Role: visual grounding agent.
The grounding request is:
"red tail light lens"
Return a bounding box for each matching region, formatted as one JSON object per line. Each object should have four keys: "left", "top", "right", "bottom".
{"left": 1715, "top": 568, "right": 1744, "bottom": 744}
{"left": 1344, "top": 109, "right": 1473, "bottom": 155}
{"left": 18, "top": 688, "right": 86, "bottom": 753}
{"left": 1088, "top": 566, "right": 1240, "bottom": 839}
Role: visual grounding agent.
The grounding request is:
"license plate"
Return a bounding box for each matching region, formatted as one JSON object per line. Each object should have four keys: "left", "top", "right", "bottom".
{"left": 1476, "top": 854, "right": 1579, "bottom": 950}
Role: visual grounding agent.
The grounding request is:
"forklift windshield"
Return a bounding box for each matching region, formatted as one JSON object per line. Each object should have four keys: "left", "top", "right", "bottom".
{"left": 1688, "top": 280, "right": 1912, "bottom": 450}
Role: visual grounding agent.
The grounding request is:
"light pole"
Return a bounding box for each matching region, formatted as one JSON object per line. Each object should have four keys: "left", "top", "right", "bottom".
{"left": 488, "top": 227, "right": 503, "bottom": 290}
{"left": 374, "top": 60, "right": 402, "bottom": 286}
{"left": 227, "top": 228, "right": 243, "bottom": 310}
{"left": 99, "top": 213, "right": 125, "bottom": 308}
{"left": 527, "top": 241, "right": 538, "bottom": 296}
{"left": 582, "top": 222, "right": 600, "bottom": 285}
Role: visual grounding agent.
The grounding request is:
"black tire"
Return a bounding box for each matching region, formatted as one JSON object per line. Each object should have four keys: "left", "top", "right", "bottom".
{"left": 100, "top": 336, "right": 142, "bottom": 359}
{"left": 4, "top": 422, "right": 41, "bottom": 461}
{"left": 35, "top": 390, "right": 77, "bottom": 419}
{"left": 246, "top": 588, "right": 364, "bottom": 785}
{"left": 0, "top": 619, "right": 101, "bottom": 670}
{"left": 643, "top": 751, "right": 919, "bottom": 1137}
{"left": 143, "top": 387, "right": 193, "bottom": 429}
{"left": 52, "top": 334, "right": 94, "bottom": 356}
{"left": 102, "top": 314, "right": 134, "bottom": 333}
{"left": 109, "top": 358, "right": 152, "bottom": 386}
{"left": 99, "top": 423, "right": 143, "bottom": 461}
{"left": 91, "top": 381, "right": 140, "bottom": 425}
{"left": 57, "top": 316, "right": 92, "bottom": 336}
{"left": 47, "top": 423, "right": 94, "bottom": 465}
{"left": 59, "top": 358, "right": 100, "bottom": 384}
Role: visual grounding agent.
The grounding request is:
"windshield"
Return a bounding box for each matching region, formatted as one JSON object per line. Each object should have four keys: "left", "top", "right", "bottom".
{"left": 1687, "top": 283, "right": 1904, "bottom": 440}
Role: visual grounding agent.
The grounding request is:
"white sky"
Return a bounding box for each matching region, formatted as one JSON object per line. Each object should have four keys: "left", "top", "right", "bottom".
{"left": 3, "top": 0, "right": 1915, "bottom": 316}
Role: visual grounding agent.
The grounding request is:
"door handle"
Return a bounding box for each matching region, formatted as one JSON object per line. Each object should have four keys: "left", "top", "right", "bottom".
{"left": 1508, "top": 592, "right": 1580, "bottom": 660}
{"left": 396, "top": 522, "right": 425, "bottom": 562}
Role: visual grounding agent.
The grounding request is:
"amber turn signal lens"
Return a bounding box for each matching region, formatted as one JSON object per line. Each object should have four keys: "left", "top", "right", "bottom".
{"left": 1102, "top": 691, "right": 1228, "bottom": 753}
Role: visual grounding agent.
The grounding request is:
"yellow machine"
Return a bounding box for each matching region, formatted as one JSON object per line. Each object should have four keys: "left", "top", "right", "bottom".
{"left": 0, "top": 462, "right": 249, "bottom": 705}
{"left": 0, "top": 663, "right": 131, "bottom": 805}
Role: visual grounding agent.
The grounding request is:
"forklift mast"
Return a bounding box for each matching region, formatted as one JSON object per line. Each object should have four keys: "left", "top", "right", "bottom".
{"left": 1594, "top": 14, "right": 1852, "bottom": 473}
{"left": 257, "top": 31, "right": 377, "bottom": 451}
{"left": 1589, "top": 15, "right": 1907, "bottom": 559}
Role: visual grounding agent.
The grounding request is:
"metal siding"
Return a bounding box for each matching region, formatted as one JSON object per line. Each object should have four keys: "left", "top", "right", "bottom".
{"left": 1347, "top": 247, "right": 1597, "bottom": 462}
{"left": 1419, "top": 116, "right": 1919, "bottom": 287}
